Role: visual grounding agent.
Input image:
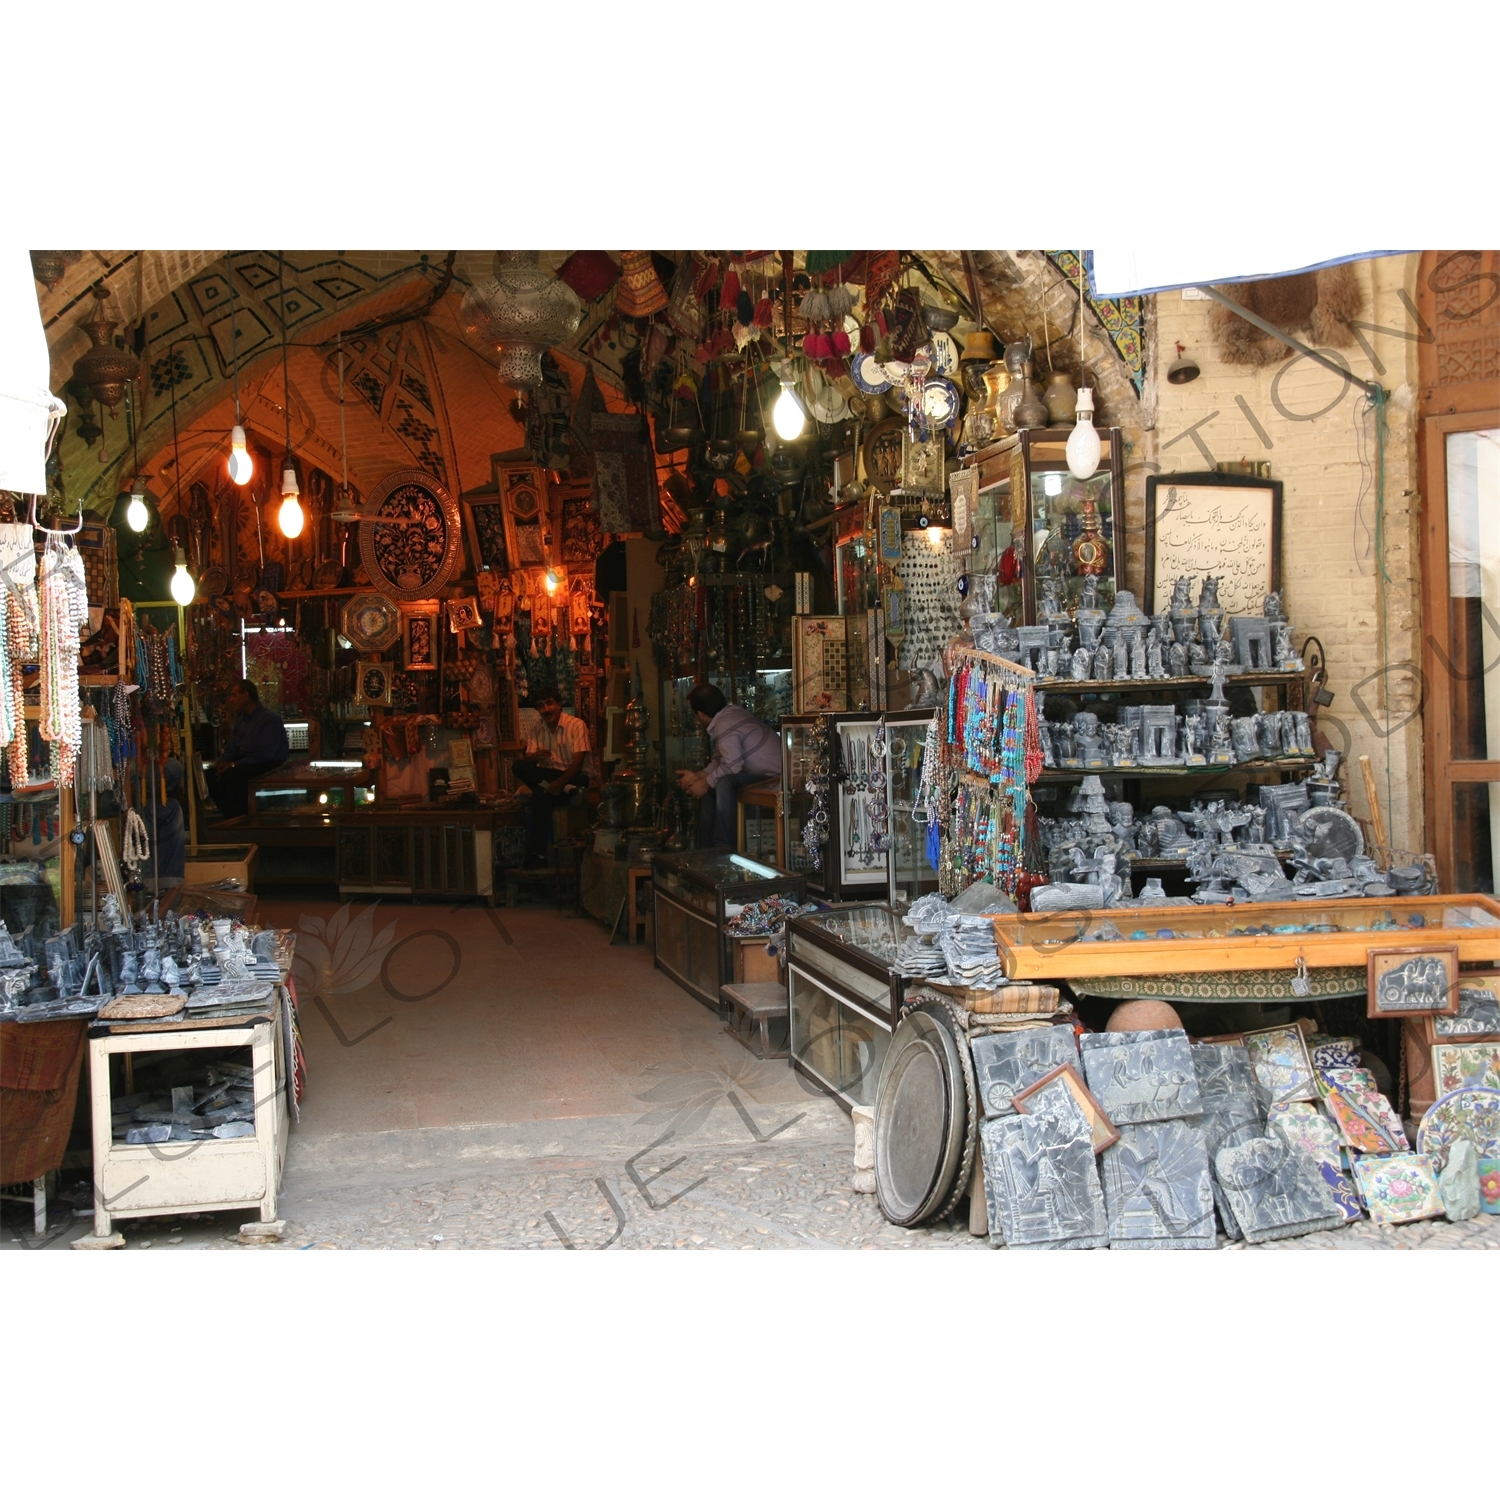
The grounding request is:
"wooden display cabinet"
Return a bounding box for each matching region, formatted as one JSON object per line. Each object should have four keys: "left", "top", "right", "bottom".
{"left": 990, "top": 894, "right": 1500, "bottom": 983}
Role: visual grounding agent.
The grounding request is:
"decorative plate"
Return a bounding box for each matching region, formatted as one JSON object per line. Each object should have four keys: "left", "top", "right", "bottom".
{"left": 1298, "top": 805, "right": 1364, "bottom": 861}
{"left": 358, "top": 469, "right": 463, "bottom": 602}
{"left": 920, "top": 378, "right": 962, "bottom": 429}
{"left": 850, "top": 353, "right": 892, "bottom": 395}
{"left": 1416, "top": 1085, "right": 1500, "bottom": 1170}
{"left": 342, "top": 592, "right": 402, "bottom": 654}
{"left": 929, "top": 331, "right": 960, "bottom": 376}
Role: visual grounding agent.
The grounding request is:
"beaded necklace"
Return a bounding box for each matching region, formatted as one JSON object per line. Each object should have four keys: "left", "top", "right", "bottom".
{"left": 38, "top": 531, "right": 89, "bottom": 788}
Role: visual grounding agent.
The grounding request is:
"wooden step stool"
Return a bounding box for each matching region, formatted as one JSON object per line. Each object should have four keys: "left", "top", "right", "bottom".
{"left": 719, "top": 981, "right": 790, "bottom": 1060}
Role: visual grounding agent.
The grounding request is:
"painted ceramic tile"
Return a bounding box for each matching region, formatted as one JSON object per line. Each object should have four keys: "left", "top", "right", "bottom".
{"left": 1266, "top": 1100, "right": 1343, "bottom": 1176}
{"left": 1318, "top": 1159, "right": 1363, "bottom": 1221}
{"left": 1192, "top": 1044, "right": 1264, "bottom": 1242}
{"left": 1351, "top": 1152, "right": 1443, "bottom": 1224}
{"left": 1480, "top": 1157, "right": 1500, "bottom": 1214}
{"left": 1314, "top": 1065, "right": 1378, "bottom": 1099}
{"left": 1368, "top": 946, "right": 1458, "bottom": 1017}
{"left": 1436, "top": 979, "right": 1500, "bottom": 1037}
{"left": 1311, "top": 1037, "right": 1361, "bottom": 1070}
{"left": 1012, "top": 1063, "right": 1118, "bottom": 1153}
{"left": 1213, "top": 1134, "right": 1346, "bottom": 1244}
{"left": 1415, "top": 1086, "right": 1500, "bottom": 1171}
{"left": 1079, "top": 1028, "right": 1203, "bottom": 1125}
{"left": 970, "top": 1025, "right": 1079, "bottom": 1118}
{"left": 1319, "top": 1071, "right": 1408, "bottom": 1154}
{"left": 1242, "top": 1025, "right": 1317, "bottom": 1107}
{"left": 979, "top": 1112, "right": 1107, "bottom": 1249}
{"left": 1432, "top": 1042, "right": 1500, "bottom": 1095}
{"left": 1100, "top": 1120, "right": 1216, "bottom": 1249}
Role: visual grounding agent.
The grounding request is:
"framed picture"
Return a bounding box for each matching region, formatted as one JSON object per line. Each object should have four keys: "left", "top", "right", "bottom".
{"left": 401, "top": 601, "right": 439, "bottom": 670}
{"left": 1367, "top": 944, "right": 1460, "bottom": 1019}
{"left": 467, "top": 663, "right": 495, "bottom": 706}
{"left": 1012, "top": 1063, "right": 1119, "bottom": 1154}
{"left": 461, "top": 494, "right": 509, "bottom": 573}
{"left": 1432, "top": 1041, "right": 1500, "bottom": 1095}
{"left": 473, "top": 714, "right": 497, "bottom": 749}
{"left": 1241, "top": 1023, "right": 1317, "bottom": 1106}
{"left": 497, "top": 462, "right": 551, "bottom": 570}
{"left": 354, "top": 659, "right": 393, "bottom": 708}
{"left": 862, "top": 416, "right": 904, "bottom": 493}
{"left": 1437, "top": 970, "right": 1500, "bottom": 1036}
{"left": 447, "top": 597, "right": 482, "bottom": 633}
{"left": 1144, "top": 471, "right": 1282, "bottom": 618}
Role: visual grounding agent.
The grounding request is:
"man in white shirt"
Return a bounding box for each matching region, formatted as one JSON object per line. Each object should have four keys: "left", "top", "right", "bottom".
{"left": 675, "top": 683, "right": 781, "bottom": 849}
{"left": 513, "top": 691, "right": 594, "bottom": 867}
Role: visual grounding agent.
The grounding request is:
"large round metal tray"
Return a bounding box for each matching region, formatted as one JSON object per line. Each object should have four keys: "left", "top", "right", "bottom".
{"left": 873, "top": 1000, "right": 974, "bottom": 1226}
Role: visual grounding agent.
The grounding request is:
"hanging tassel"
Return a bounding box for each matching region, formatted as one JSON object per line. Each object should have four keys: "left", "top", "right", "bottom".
{"left": 752, "top": 296, "right": 774, "bottom": 330}
{"left": 719, "top": 267, "right": 740, "bottom": 311}
{"left": 800, "top": 288, "right": 830, "bottom": 323}
{"left": 736, "top": 289, "right": 754, "bottom": 325}
{"left": 826, "top": 285, "right": 856, "bottom": 320}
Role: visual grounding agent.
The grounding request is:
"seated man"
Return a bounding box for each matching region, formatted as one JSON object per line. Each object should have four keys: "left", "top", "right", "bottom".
{"left": 511, "top": 691, "right": 593, "bottom": 868}
{"left": 205, "top": 678, "right": 289, "bottom": 819}
{"left": 674, "top": 684, "right": 780, "bottom": 849}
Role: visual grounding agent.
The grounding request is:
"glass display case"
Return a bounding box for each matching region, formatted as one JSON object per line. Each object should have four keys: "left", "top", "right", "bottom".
{"left": 651, "top": 849, "right": 805, "bottom": 1010}
{"left": 990, "top": 894, "right": 1500, "bottom": 983}
{"left": 250, "top": 769, "right": 376, "bottom": 820}
{"left": 884, "top": 710, "right": 940, "bottom": 909}
{"left": 781, "top": 714, "right": 885, "bottom": 898}
{"left": 966, "top": 427, "right": 1126, "bottom": 624}
{"left": 786, "top": 904, "right": 906, "bottom": 1108}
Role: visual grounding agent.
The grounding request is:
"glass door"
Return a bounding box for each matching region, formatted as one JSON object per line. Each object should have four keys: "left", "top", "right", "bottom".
{"left": 1425, "top": 420, "right": 1500, "bottom": 890}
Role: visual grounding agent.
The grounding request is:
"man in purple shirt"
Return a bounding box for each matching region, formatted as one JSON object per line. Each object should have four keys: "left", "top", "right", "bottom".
{"left": 674, "top": 683, "right": 781, "bottom": 849}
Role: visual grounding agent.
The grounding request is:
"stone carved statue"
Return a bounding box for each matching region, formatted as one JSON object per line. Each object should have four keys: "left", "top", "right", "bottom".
{"left": 1199, "top": 576, "right": 1223, "bottom": 612}
{"left": 1171, "top": 576, "right": 1194, "bottom": 613}
{"left": 1264, "top": 590, "right": 1288, "bottom": 623}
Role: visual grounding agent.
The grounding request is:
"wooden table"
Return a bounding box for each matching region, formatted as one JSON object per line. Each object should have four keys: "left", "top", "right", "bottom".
{"left": 720, "top": 981, "right": 790, "bottom": 1060}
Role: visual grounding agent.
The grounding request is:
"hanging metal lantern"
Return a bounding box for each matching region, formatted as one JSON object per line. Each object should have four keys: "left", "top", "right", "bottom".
{"left": 71, "top": 286, "right": 138, "bottom": 414}
{"left": 31, "top": 251, "right": 83, "bottom": 290}
{"left": 460, "top": 251, "right": 583, "bottom": 390}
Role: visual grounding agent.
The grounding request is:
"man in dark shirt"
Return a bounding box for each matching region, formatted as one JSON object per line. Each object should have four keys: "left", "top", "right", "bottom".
{"left": 205, "top": 678, "right": 289, "bottom": 819}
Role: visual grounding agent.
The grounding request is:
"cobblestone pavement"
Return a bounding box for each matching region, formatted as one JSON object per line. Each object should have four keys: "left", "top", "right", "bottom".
{"left": 9, "top": 1130, "right": 1499, "bottom": 1251}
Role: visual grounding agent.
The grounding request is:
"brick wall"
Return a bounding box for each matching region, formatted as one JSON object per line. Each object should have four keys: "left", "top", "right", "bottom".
{"left": 1150, "top": 255, "right": 1426, "bottom": 851}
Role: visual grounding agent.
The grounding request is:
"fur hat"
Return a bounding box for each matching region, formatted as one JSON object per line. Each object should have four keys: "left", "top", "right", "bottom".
{"left": 1208, "top": 263, "right": 1364, "bottom": 366}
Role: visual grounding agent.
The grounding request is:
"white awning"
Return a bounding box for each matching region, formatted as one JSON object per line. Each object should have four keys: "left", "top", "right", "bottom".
{"left": 1088, "top": 249, "right": 1410, "bottom": 300}
{"left": 0, "top": 248, "right": 65, "bottom": 494}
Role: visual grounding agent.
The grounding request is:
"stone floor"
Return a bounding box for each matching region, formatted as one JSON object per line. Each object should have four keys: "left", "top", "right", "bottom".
{"left": 5, "top": 896, "right": 1497, "bottom": 1252}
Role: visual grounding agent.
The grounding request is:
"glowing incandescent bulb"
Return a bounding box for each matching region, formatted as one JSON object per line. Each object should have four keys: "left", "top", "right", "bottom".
{"left": 125, "top": 486, "right": 150, "bottom": 532}
{"left": 228, "top": 424, "right": 254, "bottom": 485}
{"left": 1066, "top": 386, "right": 1102, "bottom": 480}
{"left": 169, "top": 547, "right": 196, "bottom": 605}
{"left": 544, "top": 566, "right": 560, "bottom": 595}
{"left": 772, "top": 369, "right": 806, "bottom": 441}
{"left": 278, "top": 465, "right": 305, "bottom": 538}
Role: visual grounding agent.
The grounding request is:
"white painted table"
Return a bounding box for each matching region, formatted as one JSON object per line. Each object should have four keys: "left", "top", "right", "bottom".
{"left": 88, "top": 1004, "right": 288, "bottom": 1238}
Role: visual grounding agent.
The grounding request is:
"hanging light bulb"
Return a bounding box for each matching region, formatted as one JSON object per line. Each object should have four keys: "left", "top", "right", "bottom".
{"left": 1066, "top": 387, "right": 1102, "bottom": 480}
{"left": 544, "top": 566, "right": 560, "bottom": 595}
{"left": 228, "top": 424, "right": 254, "bottom": 485}
{"left": 278, "top": 461, "right": 305, "bottom": 538}
{"left": 169, "top": 547, "right": 196, "bottom": 605}
{"left": 772, "top": 363, "right": 806, "bottom": 441}
{"left": 125, "top": 480, "right": 150, "bottom": 532}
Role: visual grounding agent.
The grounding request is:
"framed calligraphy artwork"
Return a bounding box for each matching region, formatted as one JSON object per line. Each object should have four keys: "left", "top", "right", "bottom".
{"left": 400, "top": 601, "right": 439, "bottom": 671}
{"left": 1144, "top": 471, "right": 1282, "bottom": 617}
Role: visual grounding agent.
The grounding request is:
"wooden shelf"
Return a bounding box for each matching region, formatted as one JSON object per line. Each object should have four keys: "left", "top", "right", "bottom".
{"left": 1035, "top": 670, "right": 1305, "bottom": 693}
{"left": 1038, "top": 756, "right": 1318, "bottom": 782}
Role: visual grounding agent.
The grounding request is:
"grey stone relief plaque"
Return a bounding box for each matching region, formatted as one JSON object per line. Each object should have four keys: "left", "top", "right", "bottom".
{"left": 1213, "top": 1134, "right": 1345, "bottom": 1244}
{"left": 1436, "top": 984, "right": 1500, "bottom": 1037}
{"left": 1101, "top": 1120, "right": 1216, "bottom": 1249}
{"left": 1192, "top": 1042, "right": 1266, "bottom": 1240}
{"left": 1080, "top": 1028, "right": 1203, "bottom": 1125}
{"left": 970, "top": 1025, "right": 1079, "bottom": 1118}
{"left": 979, "top": 1113, "right": 1107, "bottom": 1250}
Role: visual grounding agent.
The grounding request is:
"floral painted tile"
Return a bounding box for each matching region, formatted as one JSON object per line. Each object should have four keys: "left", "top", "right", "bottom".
{"left": 1242, "top": 1025, "right": 1317, "bottom": 1107}
{"left": 1266, "top": 1100, "right": 1343, "bottom": 1176}
{"left": 1432, "top": 1042, "right": 1500, "bottom": 1096}
{"left": 1351, "top": 1152, "right": 1443, "bottom": 1224}
{"left": 1311, "top": 1037, "right": 1361, "bottom": 1070}
{"left": 1319, "top": 1070, "right": 1408, "bottom": 1154}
